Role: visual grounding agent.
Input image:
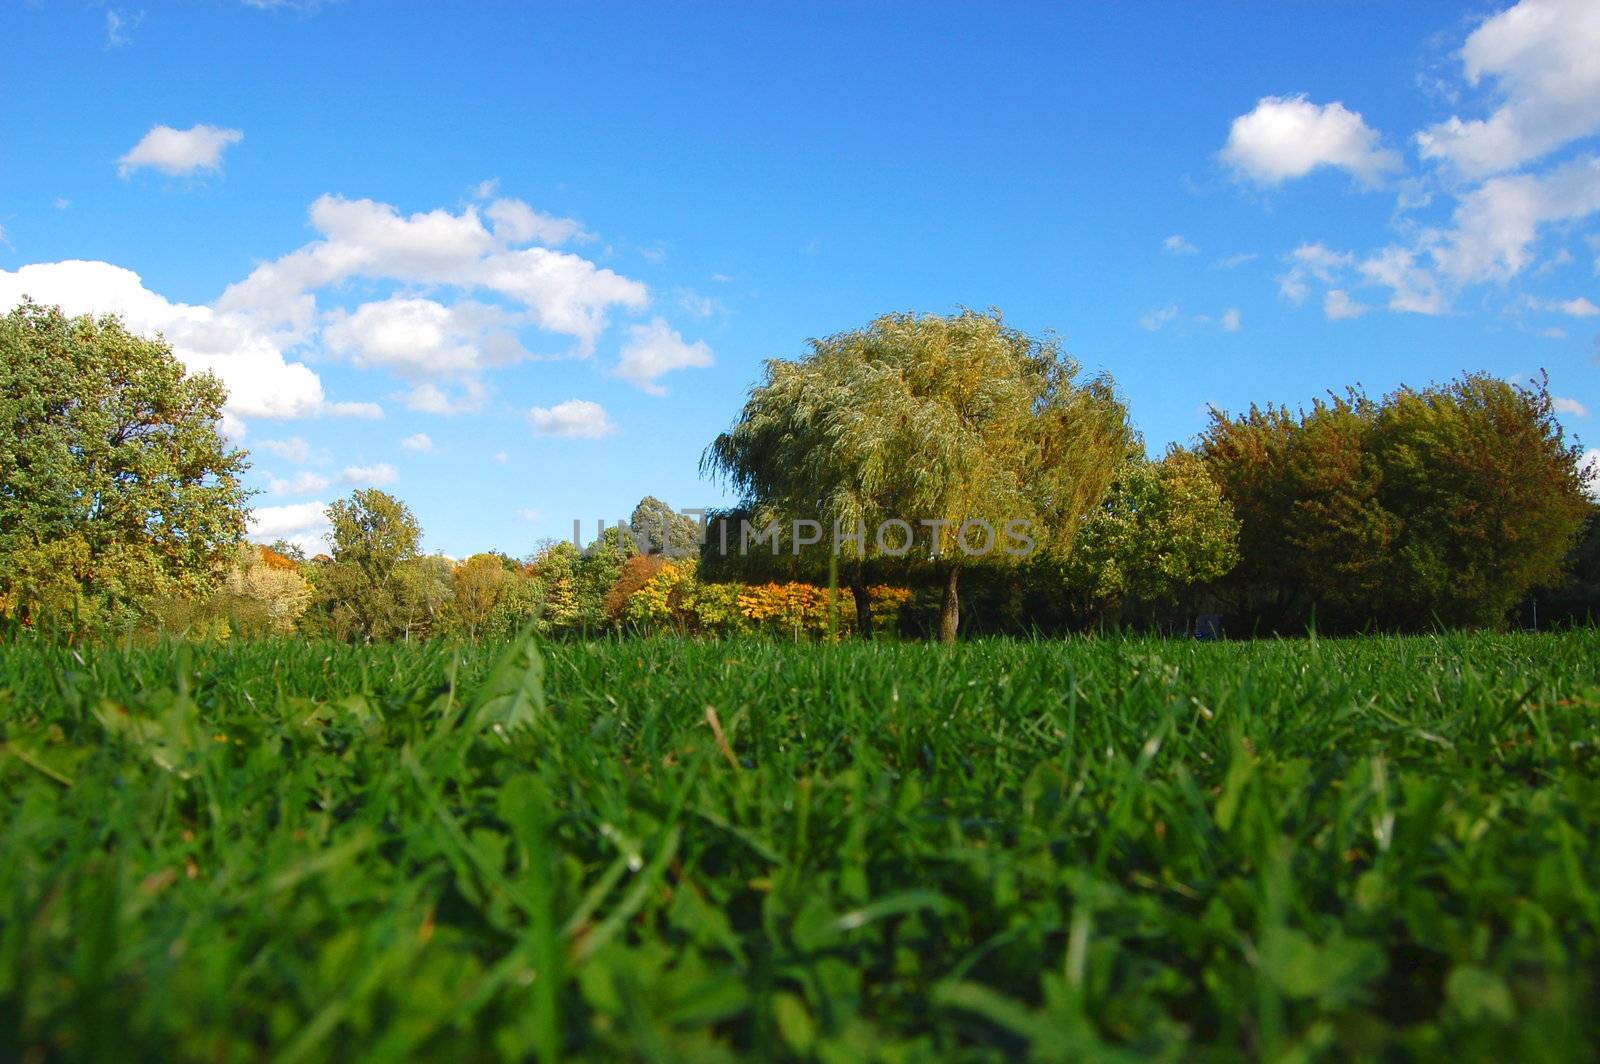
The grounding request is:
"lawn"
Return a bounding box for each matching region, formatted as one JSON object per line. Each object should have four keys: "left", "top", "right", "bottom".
{"left": 2, "top": 632, "right": 1598, "bottom": 1061}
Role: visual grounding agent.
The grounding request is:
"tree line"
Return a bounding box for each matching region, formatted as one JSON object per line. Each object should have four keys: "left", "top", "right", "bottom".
{"left": 2, "top": 300, "right": 1595, "bottom": 643}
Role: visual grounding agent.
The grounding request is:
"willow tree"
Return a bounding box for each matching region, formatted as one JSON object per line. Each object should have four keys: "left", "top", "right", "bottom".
{"left": 704, "top": 309, "right": 1135, "bottom": 642}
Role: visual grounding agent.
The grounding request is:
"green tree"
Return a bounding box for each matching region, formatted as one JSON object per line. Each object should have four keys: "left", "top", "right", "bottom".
{"left": 316, "top": 489, "right": 423, "bottom": 642}
{"left": 705, "top": 309, "right": 1134, "bottom": 642}
{"left": 0, "top": 300, "right": 248, "bottom": 636}
{"left": 629, "top": 496, "right": 701, "bottom": 557}
{"left": 1371, "top": 373, "right": 1591, "bottom": 628}
{"left": 1069, "top": 449, "right": 1240, "bottom": 623}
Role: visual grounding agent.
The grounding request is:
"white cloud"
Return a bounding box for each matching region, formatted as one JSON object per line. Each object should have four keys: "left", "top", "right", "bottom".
{"left": 326, "top": 400, "right": 383, "bottom": 419}
{"left": 118, "top": 124, "right": 243, "bottom": 178}
{"left": 1424, "top": 155, "right": 1600, "bottom": 285}
{"left": 1416, "top": 0, "right": 1600, "bottom": 176}
{"left": 1221, "top": 95, "right": 1400, "bottom": 185}
{"left": 485, "top": 199, "right": 590, "bottom": 245}
{"left": 709, "top": 273, "right": 735, "bottom": 283}
{"left": 52, "top": 197, "right": 70, "bottom": 211}
{"left": 1553, "top": 396, "right": 1588, "bottom": 416}
{"left": 1554, "top": 296, "right": 1600, "bottom": 316}
{"left": 529, "top": 399, "right": 616, "bottom": 439}
{"left": 1139, "top": 304, "right": 1180, "bottom": 331}
{"left": 403, "top": 379, "right": 488, "bottom": 415}
{"left": 493, "top": 451, "right": 510, "bottom": 464}
{"left": 472, "top": 178, "right": 500, "bottom": 200}
{"left": 613, "top": 317, "right": 713, "bottom": 395}
{"left": 401, "top": 432, "right": 434, "bottom": 452}
{"left": 1324, "top": 289, "right": 1369, "bottom": 320}
{"left": 247, "top": 501, "right": 331, "bottom": 555}
{"left": 324, "top": 296, "right": 531, "bottom": 387}
{"left": 340, "top": 463, "right": 397, "bottom": 486}
{"left": 219, "top": 195, "right": 647, "bottom": 355}
{"left": 1163, "top": 234, "right": 1198, "bottom": 255}
{"left": 258, "top": 436, "right": 312, "bottom": 463}
{"left": 1215, "top": 252, "right": 1259, "bottom": 269}
{"left": 1278, "top": 243, "right": 1354, "bottom": 303}
{"left": 0, "top": 260, "right": 331, "bottom": 419}
{"left": 517, "top": 508, "right": 542, "bottom": 523}
{"left": 1359, "top": 246, "right": 1448, "bottom": 315}
{"left": 1539, "top": 326, "right": 1569, "bottom": 339}
{"left": 267, "top": 470, "right": 332, "bottom": 496}
{"left": 1220, "top": 308, "right": 1242, "bottom": 332}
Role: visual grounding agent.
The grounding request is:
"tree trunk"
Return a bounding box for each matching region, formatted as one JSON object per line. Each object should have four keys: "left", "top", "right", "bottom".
{"left": 850, "top": 573, "right": 874, "bottom": 640}
{"left": 938, "top": 563, "right": 961, "bottom": 645}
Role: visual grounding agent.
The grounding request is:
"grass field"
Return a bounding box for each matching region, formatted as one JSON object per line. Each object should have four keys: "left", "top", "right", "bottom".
{"left": 2, "top": 632, "right": 1598, "bottom": 1061}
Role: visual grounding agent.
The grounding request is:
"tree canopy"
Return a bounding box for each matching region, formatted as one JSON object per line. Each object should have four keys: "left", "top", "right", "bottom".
{"left": 704, "top": 309, "right": 1136, "bottom": 641}
{"left": 0, "top": 300, "right": 248, "bottom": 635}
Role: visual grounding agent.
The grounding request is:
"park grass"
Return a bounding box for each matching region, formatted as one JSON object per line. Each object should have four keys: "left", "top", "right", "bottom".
{"left": 1, "top": 630, "right": 1598, "bottom": 1061}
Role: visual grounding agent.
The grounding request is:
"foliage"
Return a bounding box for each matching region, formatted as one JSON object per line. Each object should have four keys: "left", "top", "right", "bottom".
{"left": 0, "top": 301, "right": 248, "bottom": 636}
{"left": 316, "top": 489, "right": 424, "bottom": 642}
{"left": 1370, "top": 373, "right": 1592, "bottom": 628}
{"left": 213, "top": 544, "right": 313, "bottom": 636}
{"left": 1199, "top": 374, "right": 1591, "bottom": 632}
{"left": 629, "top": 496, "right": 702, "bottom": 557}
{"left": 1068, "top": 450, "right": 1240, "bottom": 618}
{"left": 2, "top": 632, "right": 1598, "bottom": 1059}
{"left": 453, "top": 553, "right": 511, "bottom": 638}
{"left": 606, "top": 554, "right": 669, "bottom": 622}
{"left": 704, "top": 309, "right": 1136, "bottom": 641}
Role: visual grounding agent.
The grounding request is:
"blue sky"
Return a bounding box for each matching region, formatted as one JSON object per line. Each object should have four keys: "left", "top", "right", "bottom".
{"left": 3, "top": 0, "right": 1598, "bottom": 557}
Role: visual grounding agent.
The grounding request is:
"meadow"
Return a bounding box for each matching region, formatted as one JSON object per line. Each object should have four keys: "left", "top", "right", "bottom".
{"left": 2, "top": 631, "right": 1598, "bottom": 1061}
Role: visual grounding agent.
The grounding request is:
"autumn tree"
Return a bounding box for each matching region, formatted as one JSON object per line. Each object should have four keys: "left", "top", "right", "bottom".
{"left": 1199, "top": 394, "right": 1396, "bottom": 630}
{"left": 1199, "top": 373, "right": 1592, "bottom": 631}
{"left": 705, "top": 309, "right": 1135, "bottom": 642}
{"left": 453, "top": 552, "right": 509, "bottom": 638}
{"left": 0, "top": 301, "right": 249, "bottom": 636}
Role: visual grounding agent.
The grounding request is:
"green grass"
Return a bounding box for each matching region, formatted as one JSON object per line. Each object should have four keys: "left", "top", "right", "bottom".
{"left": 2, "top": 631, "right": 1598, "bottom": 1061}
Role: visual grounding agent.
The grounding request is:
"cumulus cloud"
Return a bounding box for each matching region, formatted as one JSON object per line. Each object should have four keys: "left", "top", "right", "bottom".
{"left": 340, "top": 463, "right": 397, "bottom": 486}
{"left": 1220, "top": 308, "right": 1242, "bottom": 332}
{"left": 247, "top": 501, "right": 331, "bottom": 555}
{"left": 529, "top": 399, "right": 616, "bottom": 439}
{"left": 218, "top": 195, "right": 645, "bottom": 355}
{"left": 1278, "top": 243, "right": 1355, "bottom": 303}
{"left": 1324, "top": 289, "right": 1369, "bottom": 320}
{"left": 1416, "top": 0, "right": 1600, "bottom": 176}
{"left": 613, "top": 318, "right": 713, "bottom": 395}
{"left": 485, "top": 199, "right": 590, "bottom": 245}
{"left": 258, "top": 436, "right": 313, "bottom": 463}
{"left": 401, "top": 432, "right": 433, "bottom": 452}
{"left": 1553, "top": 296, "right": 1600, "bottom": 316}
{"left": 266, "top": 471, "right": 332, "bottom": 496}
{"left": 118, "top": 124, "right": 243, "bottom": 178}
{"left": 1163, "top": 234, "right": 1198, "bottom": 255}
{"left": 1553, "top": 396, "right": 1588, "bottom": 416}
{"left": 323, "top": 295, "right": 533, "bottom": 399}
{"left": 1221, "top": 95, "right": 1400, "bottom": 185}
{"left": 0, "top": 260, "right": 339, "bottom": 419}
